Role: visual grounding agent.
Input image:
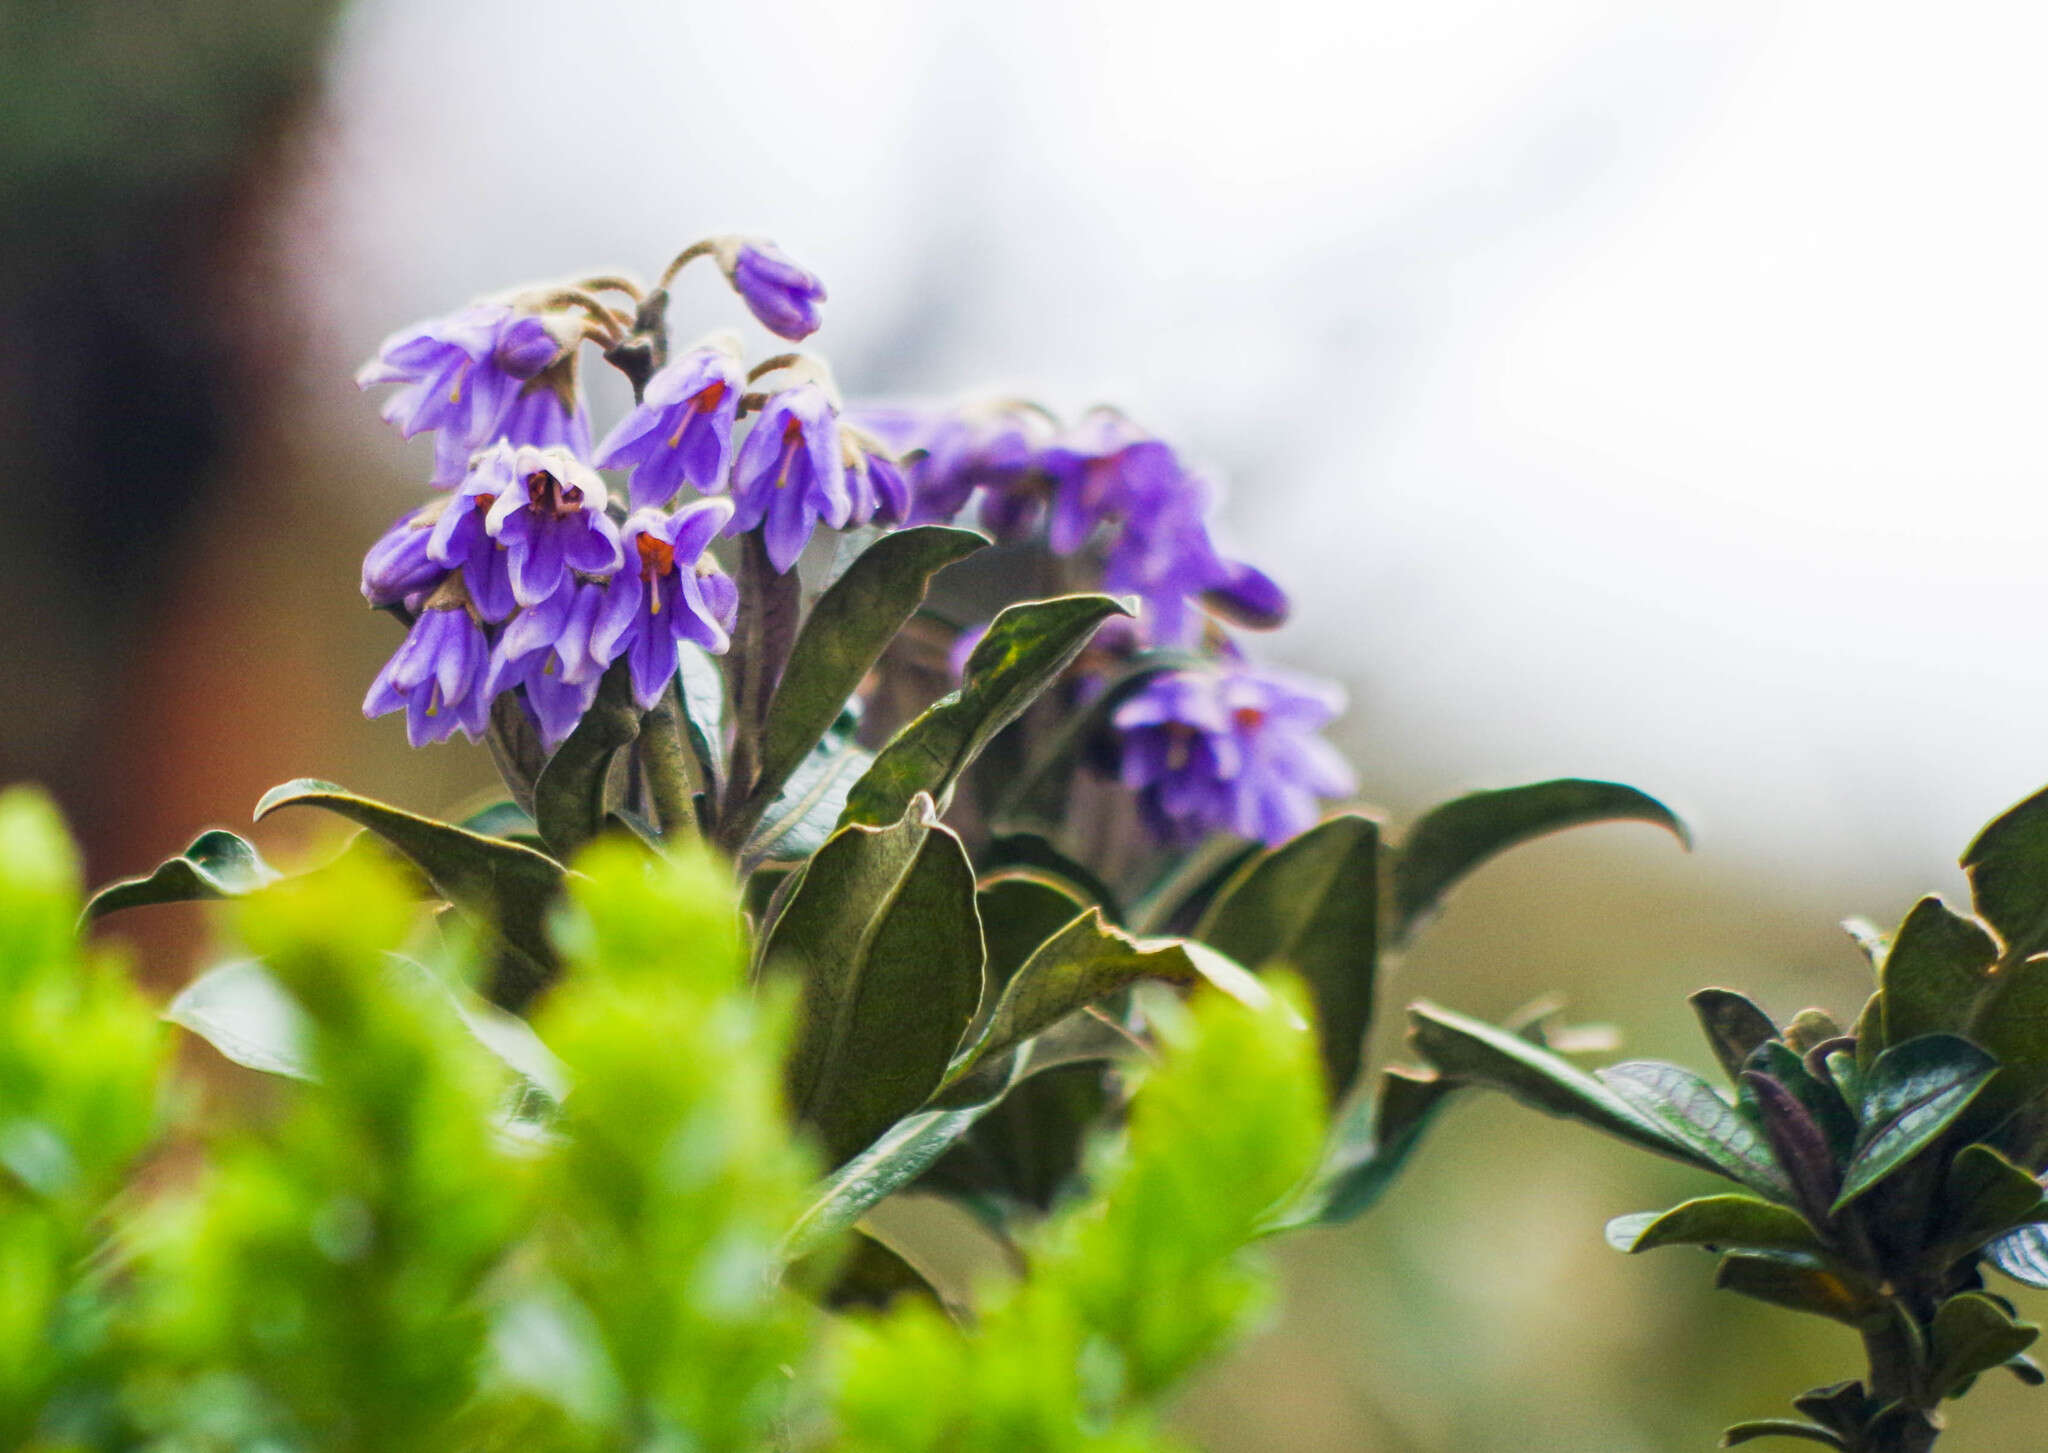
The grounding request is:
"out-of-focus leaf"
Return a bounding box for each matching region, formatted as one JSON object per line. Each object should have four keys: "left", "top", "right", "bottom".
{"left": 1928, "top": 1292, "right": 2040, "bottom": 1398}
{"left": 1964, "top": 955, "right": 2048, "bottom": 1121}
{"left": 1963, "top": 783, "right": 2048, "bottom": 960}
{"left": 82, "top": 830, "right": 280, "bottom": 922}
{"left": 1131, "top": 836, "right": 1264, "bottom": 937}
{"left": 1604, "top": 1195, "right": 1824, "bottom": 1255}
{"left": 1834, "top": 1034, "right": 1999, "bottom": 1212}
{"left": 991, "top": 656, "right": 1191, "bottom": 832}
{"left": 1932, "top": 1144, "right": 2048, "bottom": 1259}
{"left": 1690, "top": 988, "right": 1780, "bottom": 1085}
{"left": 1194, "top": 813, "right": 1379, "bottom": 1099}
{"left": 1408, "top": 1002, "right": 1712, "bottom": 1169}
{"left": 1781, "top": 1009, "right": 1841, "bottom": 1055}
{"left": 789, "top": 1226, "right": 951, "bottom": 1316}
{"left": 1598, "top": 1061, "right": 1793, "bottom": 1201}
{"left": 944, "top": 909, "right": 1266, "bottom": 1090}
{"left": 1718, "top": 1420, "right": 1845, "bottom": 1448}
{"left": 921, "top": 1062, "right": 1110, "bottom": 1216}
{"left": 1985, "top": 1224, "right": 2048, "bottom": 1289}
{"left": 253, "top": 779, "right": 568, "bottom": 1011}
{"left": 1879, "top": 895, "right": 1997, "bottom": 1045}
{"left": 1713, "top": 1252, "right": 1887, "bottom": 1329}
{"left": 759, "top": 795, "right": 986, "bottom": 1166}
{"left": 675, "top": 639, "right": 726, "bottom": 788}
{"left": 1390, "top": 779, "right": 1687, "bottom": 941}
{"left": 838, "top": 594, "right": 1128, "bottom": 829}
{"left": 1841, "top": 916, "right": 1891, "bottom": 967}
{"left": 751, "top": 525, "right": 986, "bottom": 828}
{"left": 164, "top": 957, "right": 311, "bottom": 1080}
{"left": 1790, "top": 1382, "right": 1873, "bottom": 1440}
{"left": 2005, "top": 1353, "right": 2047, "bottom": 1386}
{"left": 744, "top": 729, "right": 874, "bottom": 868}
{"left": 460, "top": 801, "right": 538, "bottom": 839}
{"left": 531, "top": 659, "right": 641, "bottom": 862}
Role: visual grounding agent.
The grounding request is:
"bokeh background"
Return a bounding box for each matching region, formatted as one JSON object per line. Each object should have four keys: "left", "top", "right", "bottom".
{"left": 8, "top": 1, "right": 2048, "bottom": 1445}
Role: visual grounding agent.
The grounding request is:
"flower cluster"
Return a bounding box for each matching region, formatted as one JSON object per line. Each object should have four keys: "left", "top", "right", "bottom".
{"left": 856, "top": 397, "right": 1346, "bottom": 844}
{"left": 352, "top": 233, "right": 1353, "bottom": 846}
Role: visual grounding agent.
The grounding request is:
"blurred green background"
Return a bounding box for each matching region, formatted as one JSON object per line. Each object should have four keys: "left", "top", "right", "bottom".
{"left": 5, "top": 0, "right": 2045, "bottom": 1446}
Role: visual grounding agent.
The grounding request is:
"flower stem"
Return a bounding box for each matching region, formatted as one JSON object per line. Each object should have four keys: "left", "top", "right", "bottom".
{"left": 716, "top": 532, "right": 802, "bottom": 851}
{"left": 639, "top": 683, "right": 701, "bottom": 842}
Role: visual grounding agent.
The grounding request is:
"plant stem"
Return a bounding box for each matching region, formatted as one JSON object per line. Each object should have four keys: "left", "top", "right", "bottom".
{"left": 640, "top": 684, "right": 701, "bottom": 842}
{"left": 1860, "top": 1312, "right": 1941, "bottom": 1453}
{"left": 718, "top": 532, "right": 802, "bottom": 850}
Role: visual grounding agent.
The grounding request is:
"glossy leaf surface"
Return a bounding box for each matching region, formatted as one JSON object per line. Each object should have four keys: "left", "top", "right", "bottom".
{"left": 1833, "top": 1033, "right": 1998, "bottom": 1211}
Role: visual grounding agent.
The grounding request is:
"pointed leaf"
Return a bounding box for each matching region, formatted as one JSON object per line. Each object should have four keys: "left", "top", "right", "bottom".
{"left": 1391, "top": 778, "right": 1687, "bottom": 940}
{"left": 1599, "top": 1061, "right": 1793, "bottom": 1201}
{"left": 1985, "top": 1224, "right": 2048, "bottom": 1289}
{"left": 82, "top": 830, "right": 281, "bottom": 922}
{"left": 759, "top": 794, "right": 986, "bottom": 1166}
{"left": 1928, "top": 1292, "right": 2040, "bottom": 1398}
{"left": 1963, "top": 954, "right": 2048, "bottom": 1120}
{"left": 1790, "top": 1382, "right": 1874, "bottom": 1439}
{"left": 675, "top": 638, "right": 726, "bottom": 787}
{"left": 1963, "top": 783, "right": 2048, "bottom": 960}
{"left": 983, "top": 833, "right": 1121, "bottom": 918}
{"left": 1745, "top": 1041, "right": 1858, "bottom": 1161}
{"left": 1191, "top": 814, "right": 1379, "bottom": 1098}
{"left": 1834, "top": 1034, "right": 1999, "bottom": 1211}
{"left": 789, "top": 1226, "right": 952, "bottom": 1316}
{"left": 1691, "top": 988, "right": 1780, "bottom": 1085}
{"left": 1880, "top": 895, "right": 1997, "bottom": 1045}
{"left": 1607, "top": 1195, "right": 1825, "bottom": 1255}
{"left": 1408, "top": 1002, "right": 1713, "bottom": 1169}
{"left": 2004, "top": 1352, "right": 2046, "bottom": 1386}
{"left": 1714, "top": 1252, "right": 1888, "bottom": 1329}
{"left": 837, "top": 594, "right": 1129, "bottom": 829}
{"left": 752, "top": 525, "right": 986, "bottom": 825}
{"left": 253, "top": 779, "right": 568, "bottom": 1011}
{"left": 531, "top": 658, "right": 641, "bottom": 861}
{"left": 1719, "top": 1421, "right": 1845, "bottom": 1448}
{"left": 1932, "top": 1144, "right": 2047, "bottom": 1258}
{"left": 945, "top": 909, "right": 1267, "bottom": 1090}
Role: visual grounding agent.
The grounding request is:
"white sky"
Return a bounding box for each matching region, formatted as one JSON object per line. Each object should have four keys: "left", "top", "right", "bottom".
{"left": 299, "top": 0, "right": 2048, "bottom": 895}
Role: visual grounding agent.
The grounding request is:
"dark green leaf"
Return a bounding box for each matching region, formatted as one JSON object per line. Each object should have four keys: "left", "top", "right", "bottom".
{"left": 460, "top": 801, "right": 538, "bottom": 839}
{"left": 1130, "top": 836, "right": 1264, "bottom": 937}
{"left": 531, "top": 659, "right": 641, "bottom": 862}
{"left": 1880, "top": 895, "right": 1997, "bottom": 1045}
{"left": 1408, "top": 1002, "right": 1713, "bottom": 1169}
{"left": 82, "top": 829, "right": 280, "bottom": 923}
{"left": 1834, "top": 1034, "right": 1999, "bottom": 1212}
{"left": 1194, "top": 814, "right": 1379, "bottom": 1098}
{"left": 1932, "top": 1144, "right": 2047, "bottom": 1259}
{"left": 1963, "top": 955, "right": 2048, "bottom": 1121}
{"left": 837, "top": 594, "right": 1129, "bottom": 829}
{"left": 1928, "top": 1292, "right": 2040, "bottom": 1398}
{"left": 1719, "top": 1420, "right": 1846, "bottom": 1448}
{"left": 1963, "top": 783, "right": 2048, "bottom": 960}
{"left": 2004, "top": 1352, "right": 2046, "bottom": 1386}
{"left": 921, "top": 1062, "right": 1110, "bottom": 1216}
{"left": 1691, "top": 988, "right": 1780, "bottom": 1085}
{"left": 976, "top": 871, "right": 1091, "bottom": 996}
{"left": 252, "top": 779, "right": 568, "bottom": 1012}
{"left": 1607, "top": 1195, "right": 1824, "bottom": 1255}
{"left": 760, "top": 794, "right": 986, "bottom": 1166}
{"left": 1985, "top": 1224, "right": 2048, "bottom": 1289}
{"left": 784, "top": 1069, "right": 1016, "bottom": 1257}
{"left": 752, "top": 526, "right": 987, "bottom": 827}
{"left": 743, "top": 730, "right": 874, "bottom": 869}
{"left": 1745, "top": 1041, "right": 1858, "bottom": 1162}
{"left": 1599, "top": 1061, "right": 1793, "bottom": 1201}
{"left": 982, "top": 833, "right": 1122, "bottom": 918}
{"left": 1391, "top": 779, "right": 1687, "bottom": 941}
{"left": 1713, "top": 1252, "right": 1887, "bottom": 1329}
{"left": 944, "top": 908, "right": 1267, "bottom": 1091}
{"left": 1790, "top": 1382, "right": 1873, "bottom": 1439}
{"left": 989, "top": 656, "right": 1192, "bottom": 832}
{"left": 1310, "top": 1068, "right": 1458, "bottom": 1225}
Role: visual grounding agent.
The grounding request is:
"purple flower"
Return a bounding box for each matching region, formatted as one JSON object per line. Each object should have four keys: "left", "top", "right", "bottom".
{"left": 496, "top": 376, "right": 593, "bottom": 461}
{"left": 424, "top": 461, "right": 520, "bottom": 622}
{"left": 1112, "top": 663, "right": 1355, "bottom": 847}
{"left": 594, "top": 346, "right": 744, "bottom": 510}
{"left": 481, "top": 581, "right": 607, "bottom": 748}
{"left": 356, "top": 303, "right": 566, "bottom": 479}
{"left": 852, "top": 403, "right": 1052, "bottom": 530}
{"left": 725, "top": 241, "right": 826, "bottom": 340}
{"left": 588, "top": 501, "right": 738, "bottom": 709}
{"left": 363, "top": 594, "right": 494, "bottom": 748}
{"left": 1038, "top": 410, "right": 1173, "bottom": 554}
{"left": 843, "top": 433, "right": 911, "bottom": 527}
{"left": 479, "top": 447, "right": 624, "bottom": 608}
{"left": 1201, "top": 557, "right": 1290, "bottom": 631}
{"left": 361, "top": 503, "right": 448, "bottom": 609}
{"left": 727, "top": 385, "right": 851, "bottom": 573}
